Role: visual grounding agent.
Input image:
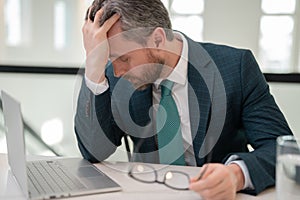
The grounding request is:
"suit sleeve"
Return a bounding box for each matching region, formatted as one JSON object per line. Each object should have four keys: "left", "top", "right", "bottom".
{"left": 74, "top": 76, "right": 124, "bottom": 162}
{"left": 234, "top": 50, "right": 293, "bottom": 195}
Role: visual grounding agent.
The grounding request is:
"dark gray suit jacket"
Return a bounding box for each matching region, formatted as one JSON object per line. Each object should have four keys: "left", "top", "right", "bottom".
{"left": 75, "top": 35, "right": 293, "bottom": 195}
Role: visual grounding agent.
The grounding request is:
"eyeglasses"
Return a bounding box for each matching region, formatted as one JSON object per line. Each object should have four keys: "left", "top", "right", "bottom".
{"left": 128, "top": 164, "right": 190, "bottom": 190}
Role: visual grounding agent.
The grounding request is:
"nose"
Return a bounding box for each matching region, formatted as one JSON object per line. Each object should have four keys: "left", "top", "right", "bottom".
{"left": 112, "top": 62, "right": 127, "bottom": 77}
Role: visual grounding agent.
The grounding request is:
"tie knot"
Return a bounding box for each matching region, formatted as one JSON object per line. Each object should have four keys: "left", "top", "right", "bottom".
{"left": 160, "top": 80, "right": 174, "bottom": 97}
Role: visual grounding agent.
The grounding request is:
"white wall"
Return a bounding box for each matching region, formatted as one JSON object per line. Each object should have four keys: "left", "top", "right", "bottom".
{"left": 269, "top": 83, "right": 300, "bottom": 138}
{"left": 203, "top": 0, "right": 261, "bottom": 55}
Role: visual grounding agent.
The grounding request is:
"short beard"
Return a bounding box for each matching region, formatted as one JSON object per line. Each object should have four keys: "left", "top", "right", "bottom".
{"left": 124, "top": 49, "right": 165, "bottom": 91}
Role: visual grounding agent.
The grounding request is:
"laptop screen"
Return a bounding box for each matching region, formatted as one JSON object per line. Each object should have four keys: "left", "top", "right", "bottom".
{"left": 1, "top": 91, "right": 29, "bottom": 198}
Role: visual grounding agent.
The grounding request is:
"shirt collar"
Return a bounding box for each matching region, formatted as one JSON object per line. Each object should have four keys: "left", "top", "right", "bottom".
{"left": 154, "top": 32, "right": 188, "bottom": 89}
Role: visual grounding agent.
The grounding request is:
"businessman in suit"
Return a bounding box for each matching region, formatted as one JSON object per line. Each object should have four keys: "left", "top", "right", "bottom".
{"left": 75, "top": 0, "right": 293, "bottom": 199}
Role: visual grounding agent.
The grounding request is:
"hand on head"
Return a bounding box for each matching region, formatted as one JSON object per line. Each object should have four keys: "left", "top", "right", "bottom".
{"left": 82, "top": 6, "right": 120, "bottom": 83}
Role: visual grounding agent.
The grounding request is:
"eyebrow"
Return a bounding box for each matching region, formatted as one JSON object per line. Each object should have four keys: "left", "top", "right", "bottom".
{"left": 109, "top": 53, "right": 119, "bottom": 58}
{"left": 109, "top": 54, "right": 128, "bottom": 62}
{"left": 109, "top": 54, "right": 126, "bottom": 58}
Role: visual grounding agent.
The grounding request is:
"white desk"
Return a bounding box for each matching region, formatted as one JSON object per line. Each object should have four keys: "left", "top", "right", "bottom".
{"left": 0, "top": 153, "right": 275, "bottom": 200}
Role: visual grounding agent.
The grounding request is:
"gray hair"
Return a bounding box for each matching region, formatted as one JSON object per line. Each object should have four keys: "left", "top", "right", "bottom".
{"left": 87, "top": 0, "right": 174, "bottom": 44}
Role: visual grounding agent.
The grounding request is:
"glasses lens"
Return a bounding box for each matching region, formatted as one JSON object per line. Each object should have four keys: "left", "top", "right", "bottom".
{"left": 130, "top": 164, "right": 156, "bottom": 183}
{"left": 164, "top": 171, "right": 189, "bottom": 190}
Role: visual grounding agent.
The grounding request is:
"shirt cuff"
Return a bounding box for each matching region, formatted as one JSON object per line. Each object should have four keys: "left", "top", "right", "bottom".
{"left": 84, "top": 74, "right": 109, "bottom": 95}
{"left": 225, "top": 155, "right": 254, "bottom": 190}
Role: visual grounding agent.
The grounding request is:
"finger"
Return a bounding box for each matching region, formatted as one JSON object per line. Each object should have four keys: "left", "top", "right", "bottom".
{"left": 191, "top": 164, "right": 214, "bottom": 181}
{"left": 101, "top": 14, "right": 120, "bottom": 32}
{"left": 189, "top": 180, "right": 210, "bottom": 193}
{"left": 94, "top": 8, "right": 104, "bottom": 25}
{"left": 82, "top": 7, "right": 92, "bottom": 32}
{"left": 189, "top": 176, "right": 221, "bottom": 192}
{"left": 202, "top": 188, "right": 229, "bottom": 200}
{"left": 203, "top": 180, "right": 232, "bottom": 200}
{"left": 190, "top": 177, "right": 197, "bottom": 183}
{"left": 84, "top": 7, "right": 90, "bottom": 21}
{"left": 189, "top": 165, "right": 221, "bottom": 191}
{"left": 190, "top": 177, "right": 228, "bottom": 199}
{"left": 200, "top": 168, "right": 225, "bottom": 190}
{"left": 190, "top": 164, "right": 210, "bottom": 183}
{"left": 86, "top": 6, "right": 93, "bottom": 21}
{"left": 200, "top": 164, "right": 216, "bottom": 179}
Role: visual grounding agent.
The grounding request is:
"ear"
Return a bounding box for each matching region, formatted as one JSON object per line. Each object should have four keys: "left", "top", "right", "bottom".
{"left": 148, "top": 28, "right": 166, "bottom": 48}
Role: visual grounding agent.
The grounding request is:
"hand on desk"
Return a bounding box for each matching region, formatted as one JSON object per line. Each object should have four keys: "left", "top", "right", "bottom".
{"left": 189, "top": 163, "right": 245, "bottom": 200}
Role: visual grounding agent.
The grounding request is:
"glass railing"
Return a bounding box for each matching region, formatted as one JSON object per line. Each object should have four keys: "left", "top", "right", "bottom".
{"left": 0, "top": 98, "right": 59, "bottom": 156}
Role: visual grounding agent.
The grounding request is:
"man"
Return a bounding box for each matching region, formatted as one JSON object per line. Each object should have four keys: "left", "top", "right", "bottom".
{"left": 75, "top": 0, "right": 293, "bottom": 199}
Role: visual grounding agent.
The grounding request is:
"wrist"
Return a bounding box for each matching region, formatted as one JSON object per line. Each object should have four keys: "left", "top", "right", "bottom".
{"left": 85, "top": 69, "right": 106, "bottom": 84}
{"left": 85, "top": 57, "right": 106, "bottom": 84}
{"left": 228, "top": 163, "right": 245, "bottom": 191}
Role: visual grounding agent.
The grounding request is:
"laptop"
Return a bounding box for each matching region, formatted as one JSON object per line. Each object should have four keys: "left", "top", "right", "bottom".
{"left": 1, "top": 90, "right": 121, "bottom": 199}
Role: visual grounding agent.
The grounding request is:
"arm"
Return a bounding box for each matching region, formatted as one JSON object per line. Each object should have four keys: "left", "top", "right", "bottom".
{"left": 74, "top": 6, "right": 124, "bottom": 162}
{"left": 189, "top": 49, "right": 293, "bottom": 199}
{"left": 235, "top": 50, "right": 293, "bottom": 194}
{"left": 74, "top": 77, "right": 124, "bottom": 162}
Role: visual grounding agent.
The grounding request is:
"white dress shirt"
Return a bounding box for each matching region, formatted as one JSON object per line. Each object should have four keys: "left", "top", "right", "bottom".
{"left": 84, "top": 32, "right": 254, "bottom": 189}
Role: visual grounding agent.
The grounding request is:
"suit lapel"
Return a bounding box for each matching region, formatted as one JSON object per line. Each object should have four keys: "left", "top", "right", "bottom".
{"left": 186, "top": 37, "right": 214, "bottom": 166}
{"left": 186, "top": 37, "right": 228, "bottom": 166}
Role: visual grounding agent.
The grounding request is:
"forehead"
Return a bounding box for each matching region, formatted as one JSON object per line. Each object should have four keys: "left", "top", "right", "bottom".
{"left": 107, "top": 21, "right": 146, "bottom": 57}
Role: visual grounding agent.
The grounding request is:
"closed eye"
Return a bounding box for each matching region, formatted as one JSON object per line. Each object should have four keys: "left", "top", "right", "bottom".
{"left": 119, "top": 55, "right": 129, "bottom": 63}
{"left": 110, "top": 54, "right": 130, "bottom": 64}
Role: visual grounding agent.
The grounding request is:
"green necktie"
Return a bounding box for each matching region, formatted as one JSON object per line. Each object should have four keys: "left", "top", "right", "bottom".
{"left": 156, "top": 80, "right": 185, "bottom": 165}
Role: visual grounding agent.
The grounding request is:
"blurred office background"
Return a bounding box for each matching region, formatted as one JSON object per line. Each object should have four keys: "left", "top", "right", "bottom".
{"left": 0, "top": 0, "right": 299, "bottom": 161}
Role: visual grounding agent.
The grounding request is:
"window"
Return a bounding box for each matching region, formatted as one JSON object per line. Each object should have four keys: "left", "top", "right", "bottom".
{"left": 164, "top": 0, "right": 204, "bottom": 42}
{"left": 54, "top": 0, "right": 66, "bottom": 50}
{"left": 4, "top": 0, "right": 21, "bottom": 46}
{"left": 259, "top": 0, "right": 298, "bottom": 73}
{"left": 2, "top": 0, "right": 300, "bottom": 73}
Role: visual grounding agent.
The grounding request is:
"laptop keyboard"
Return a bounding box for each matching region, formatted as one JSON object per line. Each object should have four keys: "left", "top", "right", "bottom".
{"left": 27, "top": 160, "right": 87, "bottom": 197}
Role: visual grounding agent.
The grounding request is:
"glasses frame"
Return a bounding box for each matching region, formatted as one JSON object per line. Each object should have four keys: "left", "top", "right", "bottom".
{"left": 128, "top": 164, "right": 190, "bottom": 190}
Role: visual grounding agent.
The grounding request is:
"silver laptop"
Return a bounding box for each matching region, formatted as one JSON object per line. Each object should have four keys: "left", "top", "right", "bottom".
{"left": 1, "top": 90, "right": 121, "bottom": 199}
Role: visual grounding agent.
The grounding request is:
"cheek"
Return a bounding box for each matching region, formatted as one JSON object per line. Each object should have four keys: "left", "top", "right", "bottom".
{"left": 113, "top": 51, "right": 153, "bottom": 76}
{"left": 112, "top": 61, "right": 128, "bottom": 77}
{"left": 129, "top": 56, "right": 153, "bottom": 71}
{"left": 111, "top": 60, "right": 121, "bottom": 68}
